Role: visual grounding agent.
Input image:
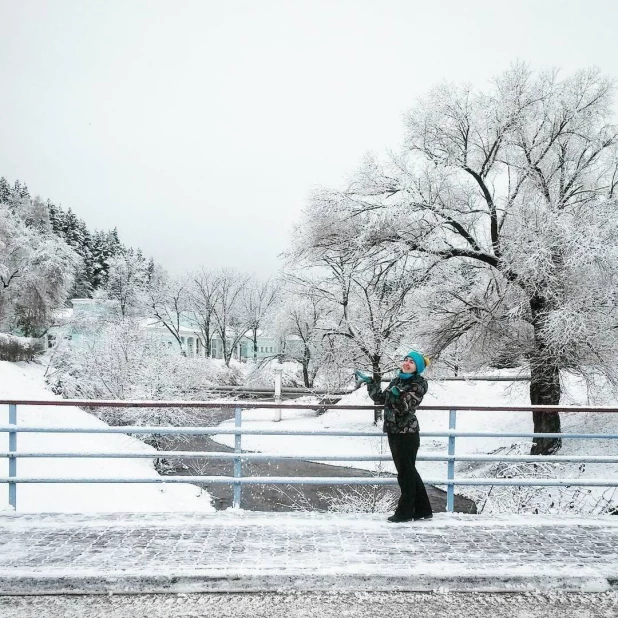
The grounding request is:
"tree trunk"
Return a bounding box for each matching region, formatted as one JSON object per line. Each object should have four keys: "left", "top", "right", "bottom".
{"left": 204, "top": 322, "right": 212, "bottom": 357}
{"left": 302, "top": 345, "right": 312, "bottom": 388}
{"left": 371, "top": 355, "right": 382, "bottom": 425}
{"left": 530, "top": 365, "right": 562, "bottom": 455}
{"left": 529, "top": 294, "right": 562, "bottom": 455}
{"left": 222, "top": 339, "right": 231, "bottom": 367}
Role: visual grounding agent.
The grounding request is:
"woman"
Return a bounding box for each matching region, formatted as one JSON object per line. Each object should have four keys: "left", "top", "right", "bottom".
{"left": 357, "top": 350, "right": 433, "bottom": 523}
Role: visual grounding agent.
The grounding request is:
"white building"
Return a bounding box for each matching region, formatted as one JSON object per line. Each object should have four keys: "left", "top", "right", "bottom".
{"left": 47, "top": 299, "right": 300, "bottom": 362}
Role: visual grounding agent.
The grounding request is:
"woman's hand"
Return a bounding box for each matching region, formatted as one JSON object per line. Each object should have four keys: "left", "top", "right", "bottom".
{"left": 354, "top": 370, "right": 373, "bottom": 388}
{"left": 387, "top": 385, "right": 401, "bottom": 398}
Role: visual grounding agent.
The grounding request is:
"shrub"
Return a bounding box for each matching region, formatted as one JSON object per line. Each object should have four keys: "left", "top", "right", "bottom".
{"left": 0, "top": 333, "right": 43, "bottom": 361}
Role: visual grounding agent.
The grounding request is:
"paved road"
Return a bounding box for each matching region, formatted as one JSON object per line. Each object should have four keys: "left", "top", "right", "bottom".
{"left": 2, "top": 591, "right": 618, "bottom": 618}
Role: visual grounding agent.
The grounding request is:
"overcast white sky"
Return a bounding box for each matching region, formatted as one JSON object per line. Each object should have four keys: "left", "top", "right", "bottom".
{"left": 1, "top": 0, "right": 617, "bottom": 276}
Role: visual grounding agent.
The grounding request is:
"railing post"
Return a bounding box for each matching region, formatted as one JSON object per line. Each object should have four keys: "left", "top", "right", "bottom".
{"left": 273, "top": 362, "right": 283, "bottom": 422}
{"left": 233, "top": 406, "right": 242, "bottom": 508}
{"left": 9, "top": 404, "right": 17, "bottom": 510}
{"left": 447, "top": 408, "right": 456, "bottom": 513}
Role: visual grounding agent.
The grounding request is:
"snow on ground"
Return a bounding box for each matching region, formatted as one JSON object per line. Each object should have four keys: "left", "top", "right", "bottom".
{"left": 212, "top": 374, "right": 618, "bottom": 513}
{"left": 0, "top": 361, "right": 214, "bottom": 513}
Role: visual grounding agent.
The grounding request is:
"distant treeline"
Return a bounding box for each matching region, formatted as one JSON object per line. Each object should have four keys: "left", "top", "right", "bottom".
{"left": 0, "top": 176, "right": 153, "bottom": 299}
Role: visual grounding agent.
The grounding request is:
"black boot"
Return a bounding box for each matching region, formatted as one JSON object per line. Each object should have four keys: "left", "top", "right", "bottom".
{"left": 387, "top": 513, "right": 414, "bottom": 523}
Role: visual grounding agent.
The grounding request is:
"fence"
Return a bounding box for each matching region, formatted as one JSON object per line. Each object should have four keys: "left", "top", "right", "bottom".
{"left": 2, "top": 399, "right": 618, "bottom": 511}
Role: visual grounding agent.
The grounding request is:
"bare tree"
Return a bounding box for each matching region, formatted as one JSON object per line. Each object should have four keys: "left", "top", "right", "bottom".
{"left": 286, "top": 237, "right": 421, "bottom": 411}
{"left": 275, "top": 289, "right": 331, "bottom": 388}
{"left": 210, "top": 269, "right": 252, "bottom": 366}
{"left": 145, "top": 268, "right": 190, "bottom": 355}
{"left": 241, "top": 276, "right": 280, "bottom": 362}
{"left": 187, "top": 267, "right": 220, "bottom": 357}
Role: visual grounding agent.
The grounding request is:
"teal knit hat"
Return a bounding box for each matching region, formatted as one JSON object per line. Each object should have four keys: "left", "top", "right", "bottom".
{"left": 404, "top": 350, "right": 428, "bottom": 374}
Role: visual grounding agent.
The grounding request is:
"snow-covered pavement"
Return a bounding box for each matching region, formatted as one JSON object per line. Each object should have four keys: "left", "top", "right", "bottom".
{"left": 1, "top": 511, "right": 617, "bottom": 595}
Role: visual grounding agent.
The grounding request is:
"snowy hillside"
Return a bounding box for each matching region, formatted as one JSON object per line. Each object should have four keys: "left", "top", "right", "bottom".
{"left": 0, "top": 361, "right": 214, "bottom": 513}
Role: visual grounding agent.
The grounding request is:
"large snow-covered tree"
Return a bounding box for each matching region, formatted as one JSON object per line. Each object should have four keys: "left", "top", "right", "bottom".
{"left": 301, "top": 65, "right": 618, "bottom": 454}
{"left": 0, "top": 203, "right": 79, "bottom": 335}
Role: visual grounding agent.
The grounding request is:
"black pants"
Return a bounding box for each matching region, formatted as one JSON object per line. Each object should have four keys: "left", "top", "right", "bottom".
{"left": 387, "top": 432, "right": 433, "bottom": 518}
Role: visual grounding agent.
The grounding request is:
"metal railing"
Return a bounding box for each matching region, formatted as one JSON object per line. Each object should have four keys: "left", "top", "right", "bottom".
{"left": 2, "top": 399, "right": 618, "bottom": 511}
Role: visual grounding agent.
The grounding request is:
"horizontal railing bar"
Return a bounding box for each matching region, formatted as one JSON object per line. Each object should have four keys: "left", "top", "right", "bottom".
{"left": 1, "top": 426, "right": 617, "bottom": 440}
{"left": 416, "top": 479, "right": 618, "bottom": 487}
{"left": 0, "top": 400, "right": 382, "bottom": 410}
{"left": 3, "top": 452, "right": 618, "bottom": 464}
{"left": 202, "top": 386, "right": 352, "bottom": 395}
{"left": 432, "top": 454, "right": 618, "bottom": 463}
{"left": 1, "top": 399, "right": 618, "bottom": 413}
{"left": 0, "top": 426, "right": 382, "bottom": 436}
{"left": 1, "top": 476, "right": 617, "bottom": 487}
{"left": 430, "top": 376, "right": 531, "bottom": 382}
{"left": 0, "top": 451, "right": 391, "bottom": 461}
{"left": 424, "top": 432, "right": 618, "bottom": 439}
{"left": 193, "top": 377, "right": 531, "bottom": 393}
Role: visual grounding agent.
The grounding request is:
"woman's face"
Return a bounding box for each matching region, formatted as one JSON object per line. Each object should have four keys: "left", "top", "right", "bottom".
{"left": 401, "top": 357, "right": 416, "bottom": 373}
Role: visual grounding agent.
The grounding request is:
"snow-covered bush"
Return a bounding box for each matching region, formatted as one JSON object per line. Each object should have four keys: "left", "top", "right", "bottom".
{"left": 0, "top": 333, "right": 43, "bottom": 361}
{"left": 459, "top": 443, "right": 618, "bottom": 515}
{"left": 272, "top": 483, "right": 398, "bottom": 514}
{"left": 45, "top": 318, "right": 230, "bottom": 439}
{"left": 320, "top": 485, "right": 398, "bottom": 514}
{"left": 244, "top": 359, "right": 305, "bottom": 388}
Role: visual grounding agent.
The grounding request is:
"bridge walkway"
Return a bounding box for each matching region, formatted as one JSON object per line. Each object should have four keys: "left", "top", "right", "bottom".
{"left": 0, "top": 511, "right": 617, "bottom": 595}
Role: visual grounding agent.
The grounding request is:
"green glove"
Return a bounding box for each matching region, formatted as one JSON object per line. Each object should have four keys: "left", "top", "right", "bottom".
{"left": 388, "top": 386, "right": 401, "bottom": 398}
{"left": 354, "top": 370, "right": 372, "bottom": 387}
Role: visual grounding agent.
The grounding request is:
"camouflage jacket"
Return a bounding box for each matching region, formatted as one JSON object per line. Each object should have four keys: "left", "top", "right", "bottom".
{"left": 367, "top": 373, "right": 428, "bottom": 434}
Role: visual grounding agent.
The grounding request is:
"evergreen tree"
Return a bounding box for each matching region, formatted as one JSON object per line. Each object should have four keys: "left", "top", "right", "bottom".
{"left": 90, "top": 228, "right": 123, "bottom": 289}
{"left": 146, "top": 257, "right": 156, "bottom": 283}
{"left": 45, "top": 203, "right": 94, "bottom": 297}
{"left": 0, "top": 177, "right": 10, "bottom": 204}
{"left": 17, "top": 181, "right": 30, "bottom": 199}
